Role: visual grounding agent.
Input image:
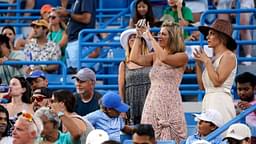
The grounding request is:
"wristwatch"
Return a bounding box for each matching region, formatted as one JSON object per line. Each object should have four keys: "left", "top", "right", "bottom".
{"left": 57, "top": 111, "right": 64, "bottom": 118}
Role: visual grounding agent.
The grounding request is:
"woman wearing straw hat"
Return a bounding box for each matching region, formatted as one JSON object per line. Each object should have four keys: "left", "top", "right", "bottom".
{"left": 194, "top": 19, "right": 237, "bottom": 124}
{"left": 118, "top": 28, "right": 152, "bottom": 125}
{"left": 130, "top": 19, "right": 188, "bottom": 142}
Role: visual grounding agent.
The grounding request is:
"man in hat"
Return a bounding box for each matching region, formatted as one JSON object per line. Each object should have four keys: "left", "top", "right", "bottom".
{"left": 31, "top": 87, "right": 52, "bottom": 112}
{"left": 186, "top": 109, "right": 224, "bottom": 144}
{"left": 73, "top": 68, "right": 102, "bottom": 116}
{"left": 26, "top": 70, "right": 48, "bottom": 91}
{"left": 85, "top": 91, "right": 133, "bottom": 142}
{"left": 223, "top": 123, "right": 252, "bottom": 144}
{"left": 24, "top": 19, "right": 61, "bottom": 74}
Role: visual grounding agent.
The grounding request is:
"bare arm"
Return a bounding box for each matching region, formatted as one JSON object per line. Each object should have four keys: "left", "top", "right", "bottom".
{"left": 195, "top": 62, "right": 205, "bottom": 90}
{"left": 144, "top": 30, "right": 188, "bottom": 67}
{"left": 206, "top": 52, "right": 236, "bottom": 87}
{"left": 60, "top": 113, "right": 81, "bottom": 140}
{"left": 59, "top": 31, "right": 68, "bottom": 48}
{"left": 118, "top": 62, "right": 125, "bottom": 101}
{"left": 130, "top": 36, "right": 154, "bottom": 66}
{"left": 128, "top": 18, "right": 135, "bottom": 28}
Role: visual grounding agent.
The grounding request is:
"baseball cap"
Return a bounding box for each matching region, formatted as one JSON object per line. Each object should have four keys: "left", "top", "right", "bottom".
{"left": 194, "top": 109, "right": 224, "bottom": 127}
{"left": 26, "top": 70, "right": 46, "bottom": 81}
{"left": 102, "top": 91, "right": 129, "bottom": 113}
{"left": 86, "top": 129, "right": 109, "bottom": 144}
{"left": 224, "top": 123, "right": 251, "bottom": 140}
{"left": 31, "top": 19, "right": 49, "bottom": 29}
{"left": 40, "top": 4, "right": 52, "bottom": 14}
{"left": 33, "top": 88, "right": 52, "bottom": 98}
{"left": 72, "top": 68, "right": 96, "bottom": 82}
{"left": 192, "top": 140, "right": 211, "bottom": 144}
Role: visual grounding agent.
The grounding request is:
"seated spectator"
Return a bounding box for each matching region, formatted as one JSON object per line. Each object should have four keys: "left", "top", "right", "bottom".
{"left": 12, "top": 112, "right": 43, "bottom": 144}
{"left": 86, "top": 129, "right": 109, "bottom": 144}
{"left": 4, "top": 76, "right": 33, "bottom": 118}
{"left": 34, "top": 107, "right": 81, "bottom": 143}
{"left": 7, "top": 0, "right": 68, "bottom": 23}
{"left": 26, "top": 70, "right": 48, "bottom": 91}
{"left": 51, "top": 89, "right": 94, "bottom": 144}
{"left": 47, "top": 8, "right": 68, "bottom": 62}
{"left": 223, "top": 123, "right": 252, "bottom": 144}
{"left": 85, "top": 91, "right": 134, "bottom": 142}
{"left": 0, "top": 34, "right": 25, "bottom": 84}
{"left": 132, "top": 124, "right": 156, "bottom": 144}
{"left": 162, "top": 0, "right": 193, "bottom": 37}
{"left": 129, "top": 0, "right": 157, "bottom": 28}
{"left": 40, "top": 4, "right": 53, "bottom": 22}
{"left": 186, "top": 109, "right": 224, "bottom": 144}
{"left": 1, "top": 25, "right": 16, "bottom": 50}
{"left": 0, "top": 105, "right": 11, "bottom": 140}
{"left": 73, "top": 68, "right": 102, "bottom": 116}
{"left": 235, "top": 72, "right": 256, "bottom": 143}
{"left": 31, "top": 87, "right": 52, "bottom": 112}
{"left": 24, "top": 19, "right": 61, "bottom": 74}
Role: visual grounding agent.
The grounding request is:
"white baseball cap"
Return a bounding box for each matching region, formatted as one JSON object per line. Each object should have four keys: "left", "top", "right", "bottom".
{"left": 194, "top": 109, "right": 224, "bottom": 127}
{"left": 86, "top": 129, "right": 109, "bottom": 144}
{"left": 224, "top": 123, "right": 251, "bottom": 140}
{"left": 192, "top": 140, "right": 211, "bottom": 144}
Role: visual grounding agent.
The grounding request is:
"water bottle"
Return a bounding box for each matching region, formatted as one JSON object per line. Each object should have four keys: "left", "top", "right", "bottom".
{"left": 107, "top": 49, "right": 114, "bottom": 59}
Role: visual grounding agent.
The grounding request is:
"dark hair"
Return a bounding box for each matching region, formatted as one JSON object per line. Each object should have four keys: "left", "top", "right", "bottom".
{"left": 133, "top": 0, "right": 155, "bottom": 27}
{"left": 11, "top": 76, "right": 32, "bottom": 104}
{"left": 134, "top": 124, "right": 155, "bottom": 139}
{"left": 0, "top": 34, "right": 11, "bottom": 50}
{"left": 53, "top": 89, "right": 76, "bottom": 113}
{"left": 0, "top": 105, "right": 11, "bottom": 137}
{"left": 235, "top": 72, "right": 256, "bottom": 87}
{"left": 1, "top": 25, "right": 16, "bottom": 35}
{"left": 102, "top": 140, "right": 120, "bottom": 144}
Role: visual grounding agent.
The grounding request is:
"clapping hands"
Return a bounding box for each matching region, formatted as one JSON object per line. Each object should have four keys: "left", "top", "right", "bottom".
{"left": 135, "top": 19, "right": 152, "bottom": 41}
{"left": 193, "top": 48, "right": 210, "bottom": 64}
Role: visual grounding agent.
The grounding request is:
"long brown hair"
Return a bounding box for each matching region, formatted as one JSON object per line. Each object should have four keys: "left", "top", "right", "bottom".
{"left": 161, "top": 21, "right": 185, "bottom": 54}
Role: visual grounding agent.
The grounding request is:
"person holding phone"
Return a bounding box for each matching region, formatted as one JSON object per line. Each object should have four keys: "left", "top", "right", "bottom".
{"left": 162, "top": 0, "right": 193, "bottom": 38}
{"left": 130, "top": 19, "right": 188, "bottom": 142}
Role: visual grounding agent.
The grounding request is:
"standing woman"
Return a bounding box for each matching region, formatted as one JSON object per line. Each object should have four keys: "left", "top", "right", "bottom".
{"left": 118, "top": 29, "right": 151, "bottom": 125}
{"left": 194, "top": 19, "right": 237, "bottom": 123}
{"left": 130, "top": 20, "right": 188, "bottom": 142}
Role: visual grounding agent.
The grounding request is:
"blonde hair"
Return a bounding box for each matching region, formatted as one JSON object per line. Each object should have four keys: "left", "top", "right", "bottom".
{"left": 161, "top": 21, "right": 185, "bottom": 54}
{"left": 125, "top": 36, "right": 149, "bottom": 62}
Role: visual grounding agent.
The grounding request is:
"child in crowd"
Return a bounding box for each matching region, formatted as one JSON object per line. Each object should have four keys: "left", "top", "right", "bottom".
{"left": 129, "top": 0, "right": 156, "bottom": 28}
{"left": 235, "top": 72, "right": 256, "bottom": 143}
{"left": 84, "top": 91, "right": 134, "bottom": 142}
{"left": 186, "top": 109, "right": 224, "bottom": 144}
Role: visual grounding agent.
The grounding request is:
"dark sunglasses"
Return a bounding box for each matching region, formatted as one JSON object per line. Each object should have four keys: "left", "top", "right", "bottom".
{"left": 48, "top": 15, "right": 57, "bottom": 19}
{"left": 31, "top": 95, "right": 46, "bottom": 102}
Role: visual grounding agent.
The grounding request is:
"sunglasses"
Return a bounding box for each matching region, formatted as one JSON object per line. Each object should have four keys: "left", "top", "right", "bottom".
{"left": 48, "top": 15, "right": 57, "bottom": 19}
{"left": 31, "top": 95, "right": 46, "bottom": 102}
{"left": 17, "top": 112, "right": 39, "bottom": 130}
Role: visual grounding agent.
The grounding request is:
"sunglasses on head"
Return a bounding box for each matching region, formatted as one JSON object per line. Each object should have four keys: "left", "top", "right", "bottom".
{"left": 17, "top": 112, "right": 39, "bottom": 130}
{"left": 31, "top": 95, "right": 46, "bottom": 102}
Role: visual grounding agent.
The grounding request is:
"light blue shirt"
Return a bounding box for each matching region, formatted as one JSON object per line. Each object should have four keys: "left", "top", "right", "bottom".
{"left": 84, "top": 110, "right": 125, "bottom": 142}
{"left": 186, "top": 133, "right": 224, "bottom": 144}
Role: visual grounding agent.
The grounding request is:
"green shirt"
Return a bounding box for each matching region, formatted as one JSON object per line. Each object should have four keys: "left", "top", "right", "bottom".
{"left": 163, "top": 6, "right": 194, "bottom": 38}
